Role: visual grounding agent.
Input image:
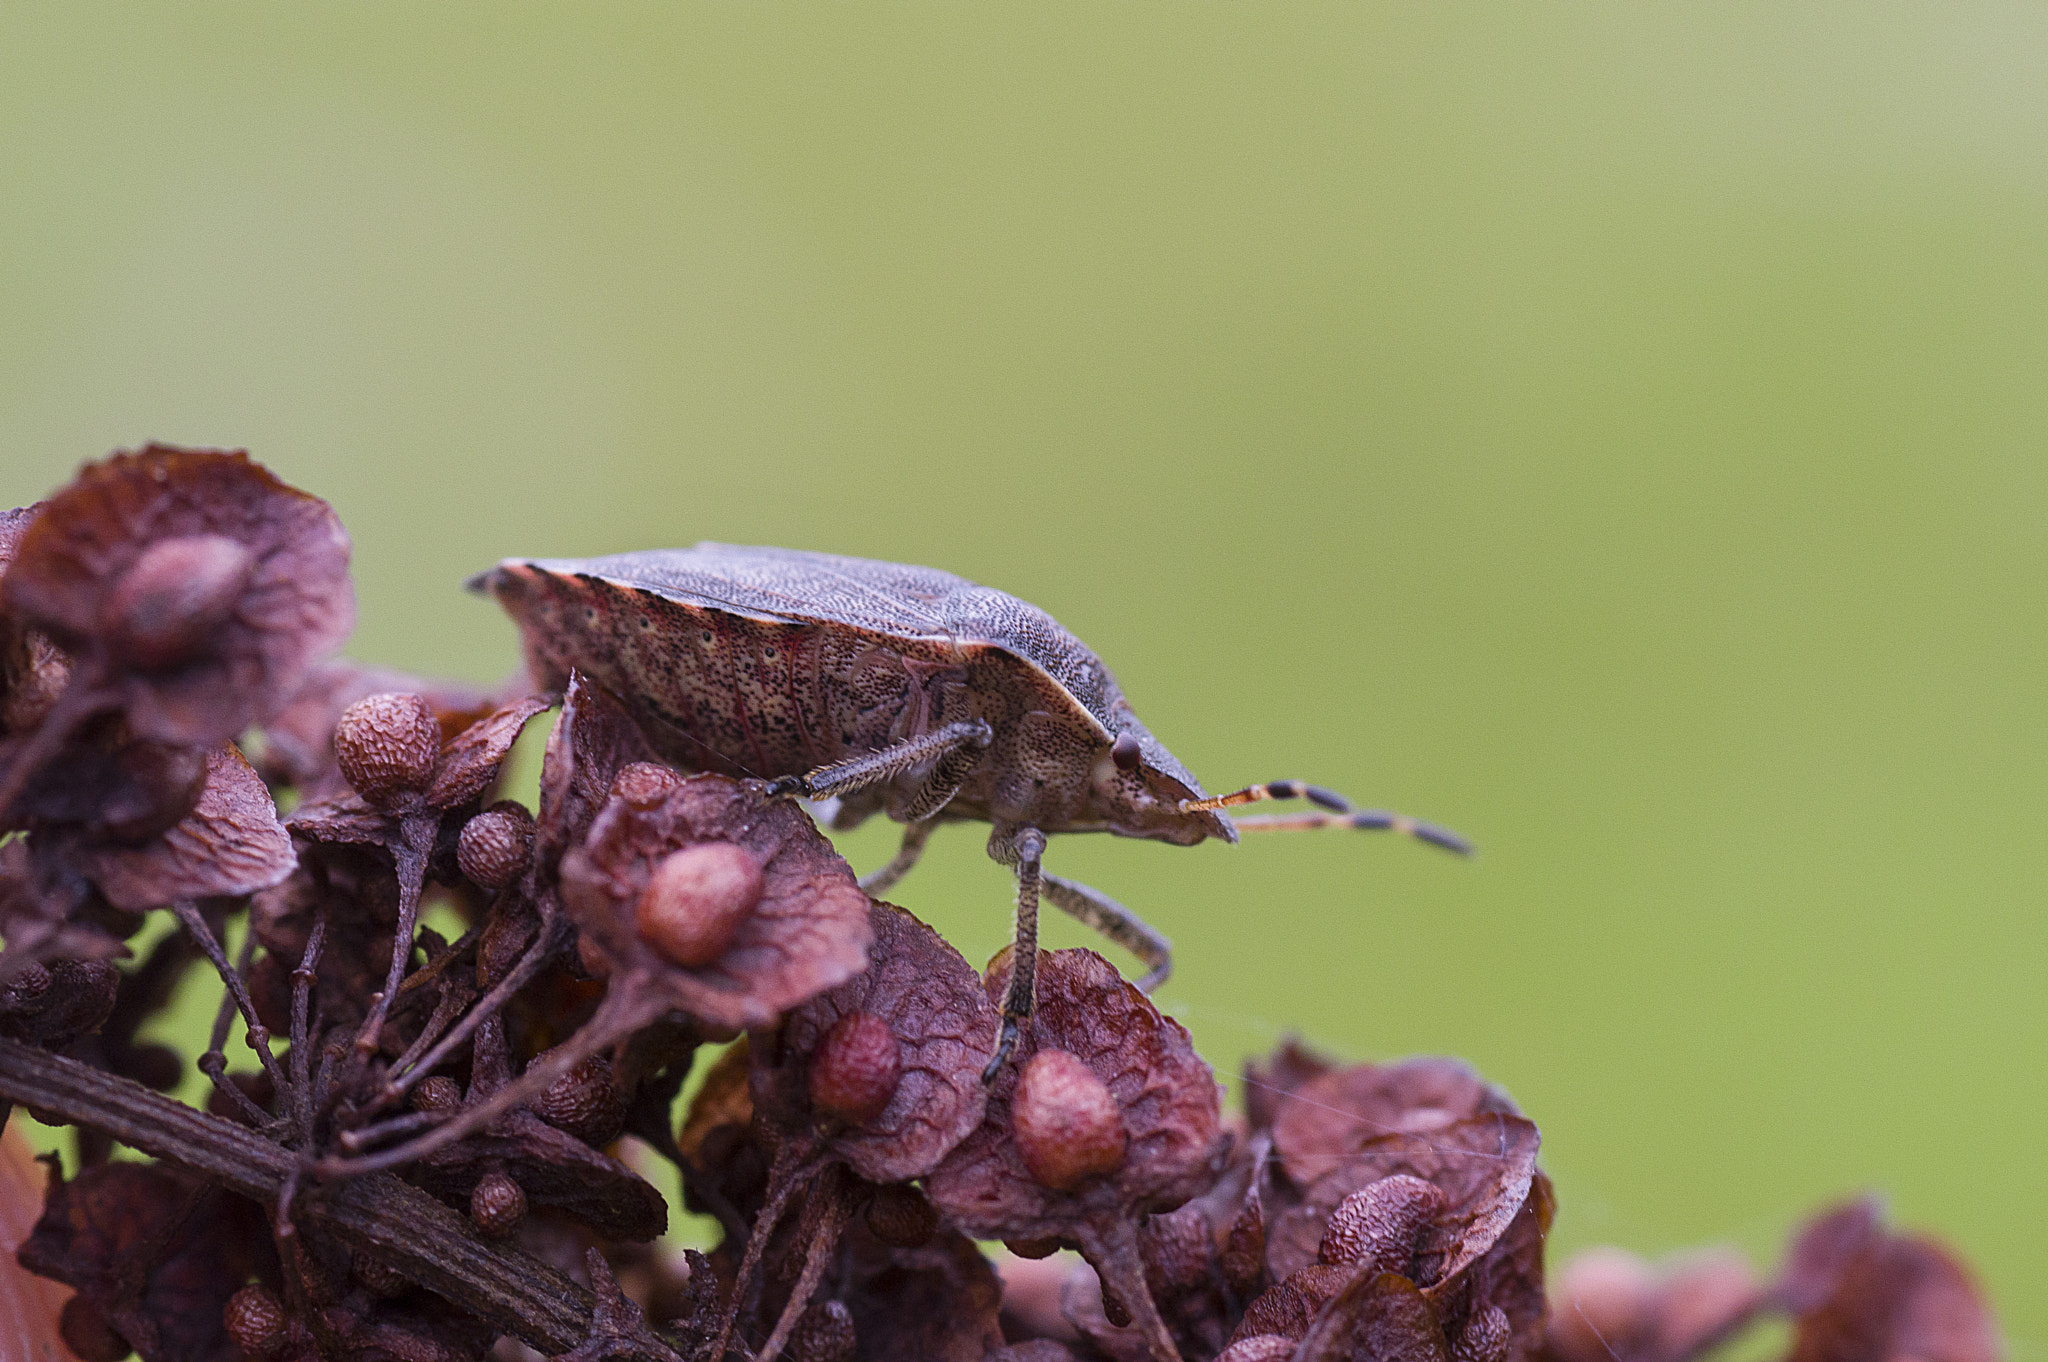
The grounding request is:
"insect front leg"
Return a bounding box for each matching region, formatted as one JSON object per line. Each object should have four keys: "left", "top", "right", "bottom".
{"left": 1040, "top": 872, "right": 1172, "bottom": 994}
{"left": 764, "top": 719, "right": 992, "bottom": 803}
{"left": 1183, "top": 780, "right": 1472, "bottom": 854}
{"left": 859, "top": 818, "right": 935, "bottom": 896}
{"left": 984, "top": 824, "right": 1047, "bottom": 1083}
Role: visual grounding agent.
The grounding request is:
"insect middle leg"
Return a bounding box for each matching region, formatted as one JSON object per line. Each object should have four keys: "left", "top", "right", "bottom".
{"left": 859, "top": 818, "right": 934, "bottom": 896}
{"left": 1184, "top": 780, "right": 1472, "bottom": 854}
{"left": 984, "top": 824, "right": 1047, "bottom": 1083}
{"left": 1040, "top": 871, "right": 1172, "bottom": 994}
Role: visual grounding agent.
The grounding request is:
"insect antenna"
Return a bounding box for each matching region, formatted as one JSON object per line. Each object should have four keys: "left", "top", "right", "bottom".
{"left": 1181, "top": 780, "right": 1473, "bottom": 854}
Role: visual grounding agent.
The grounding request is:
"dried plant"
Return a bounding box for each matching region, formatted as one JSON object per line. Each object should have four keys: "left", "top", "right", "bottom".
{"left": 0, "top": 446, "right": 2003, "bottom": 1362}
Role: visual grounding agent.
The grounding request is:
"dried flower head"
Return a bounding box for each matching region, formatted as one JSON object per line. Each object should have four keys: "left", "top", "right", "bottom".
{"left": 559, "top": 765, "right": 871, "bottom": 1032}
{"left": 2, "top": 446, "right": 353, "bottom": 747}
{"left": 1780, "top": 1200, "right": 1999, "bottom": 1362}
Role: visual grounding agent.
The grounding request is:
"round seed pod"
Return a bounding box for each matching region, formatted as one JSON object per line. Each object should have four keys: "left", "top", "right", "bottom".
{"left": 807, "top": 1011, "right": 902, "bottom": 1125}
{"left": 1011, "top": 1048, "right": 1127, "bottom": 1191}
{"left": 221, "top": 1285, "right": 289, "bottom": 1358}
{"left": 1317, "top": 1173, "right": 1450, "bottom": 1270}
{"left": 611, "top": 760, "right": 684, "bottom": 809}
{"left": 530, "top": 1050, "right": 629, "bottom": 1147}
{"left": 1454, "top": 1305, "right": 1513, "bottom": 1362}
{"left": 634, "top": 842, "right": 763, "bottom": 969}
{"left": 864, "top": 1181, "right": 940, "bottom": 1249}
{"left": 411, "top": 1075, "right": 464, "bottom": 1113}
{"left": 786, "top": 1300, "right": 857, "bottom": 1362}
{"left": 457, "top": 804, "right": 534, "bottom": 891}
{"left": 332, "top": 693, "right": 441, "bottom": 805}
{"left": 100, "top": 533, "right": 255, "bottom": 671}
{"left": 1217, "top": 1336, "right": 1297, "bottom": 1362}
{"left": 470, "top": 1169, "right": 527, "bottom": 1238}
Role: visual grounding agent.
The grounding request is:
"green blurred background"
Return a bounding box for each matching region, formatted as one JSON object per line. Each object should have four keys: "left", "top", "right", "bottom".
{"left": 3, "top": 2, "right": 2042, "bottom": 1341}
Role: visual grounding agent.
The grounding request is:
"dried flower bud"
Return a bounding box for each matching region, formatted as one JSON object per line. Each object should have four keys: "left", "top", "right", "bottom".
{"left": 1217, "top": 1337, "right": 1296, "bottom": 1362}
{"left": 1011, "top": 1048, "right": 1127, "bottom": 1191}
{"left": 99, "top": 534, "right": 255, "bottom": 671}
{"left": 1452, "top": 1305, "right": 1512, "bottom": 1362}
{"left": 412, "top": 1075, "right": 464, "bottom": 1113}
{"left": 222, "top": 1285, "right": 289, "bottom": 1358}
{"left": 634, "top": 841, "right": 763, "bottom": 968}
{"left": 0, "top": 961, "right": 51, "bottom": 1011}
{"left": 60, "top": 1296, "right": 131, "bottom": 1362}
{"left": 787, "top": 1300, "right": 857, "bottom": 1362}
{"left": 457, "top": 804, "right": 534, "bottom": 891}
{"left": 470, "top": 1170, "right": 527, "bottom": 1238}
{"left": 1005, "top": 1236, "right": 1065, "bottom": 1260}
{"left": 333, "top": 692, "right": 441, "bottom": 805}
{"left": 865, "top": 1182, "right": 941, "bottom": 1248}
{"left": 612, "top": 760, "right": 684, "bottom": 808}
{"left": 1318, "top": 1173, "right": 1450, "bottom": 1270}
{"left": 530, "top": 1049, "right": 629, "bottom": 1146}
{"left": 807, "top": 1010, "right": 903, "bottom": 1125}
{"left": 354, "top": 1249, "right": 411, "bottom": 1298}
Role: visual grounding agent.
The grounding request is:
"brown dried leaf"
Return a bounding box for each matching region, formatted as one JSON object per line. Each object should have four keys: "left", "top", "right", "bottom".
{"left": 751, "top": 900, "right": 998, "bottom": 1183}
{"left": 1782, "top": 1200, "right": 1999, "bottom": 1362}
{"left": 560, "top": 771, "right": 872, "bottom": 1031}
{"left": 1272, "top": 1057, "right": 1519, "bottom": 1188}
{"left": 3, "top": 446, "right": 353, "bottom": 746}
{"left": 67, "top": 744, "right": 295, "bottom": 910}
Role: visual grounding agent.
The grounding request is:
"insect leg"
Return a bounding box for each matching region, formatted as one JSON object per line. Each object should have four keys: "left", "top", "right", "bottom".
{"left": 765, "top": 719, "right": 993, "bottom": 801}
{"left": 983, "top": 825, "right": 1047, "bottom": 1084}
{"left": 1041, "top": 871, "right": 1172, "bottom": 993}
{"left": 1184, "top": 780, "right": 1471, "bottom": 854}
{"left": 859, "top": 818, "right": 935, "bottom": 895}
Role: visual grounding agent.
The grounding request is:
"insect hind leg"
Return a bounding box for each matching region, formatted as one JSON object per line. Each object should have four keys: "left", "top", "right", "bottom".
{"left": 1184, "top": 780, "right": 1472, "bottom": 855}
{"left": 1040, "top": 871, "right": 1171, "bottom": 993}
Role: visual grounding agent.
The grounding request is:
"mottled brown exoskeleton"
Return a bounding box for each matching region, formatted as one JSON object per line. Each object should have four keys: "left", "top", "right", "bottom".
{"left": 475, "top": 545, "right": 1467, "bottom": 1075}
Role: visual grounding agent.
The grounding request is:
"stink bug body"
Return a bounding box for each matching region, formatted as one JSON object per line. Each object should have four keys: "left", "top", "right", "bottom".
{"left": 474, "top": 544, "right": 1467, "bottom": 1075}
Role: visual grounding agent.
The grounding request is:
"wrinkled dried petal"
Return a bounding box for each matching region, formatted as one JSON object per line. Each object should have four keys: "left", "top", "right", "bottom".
{"left": 926, "top": 948, "right": 1224, "bottom": 1245}
{"left": 1243, "top": 1038, "right": 1336, "bottom": 1137}
{"left": 425, "top": 693, "right": 554, "bottom": 810}
{"left": 1782, "top": 1200, "right": 1999, "bottom": 1362}
{"left": 1273, "top": 1056, "right": 1517, "bottom": 1188}
{"left": 1216, "top": 1336, "right": 1295, "bottom": 1362}
{"left": 4, "top": 446, "right": 354, "bottom": 746}
{"left": 1267, "top": 1115, "right": 1541, "bottom": 1288}
{"left": 752, "top": 901, "right": 997, "bottom": 1185}
{"left": 560, "top": 770, "right": 871, "bottom": 1031}
{"left": 67, "top": 744, "right": 295, "bottom": 910}
{"left": 535, "top": 673, "right": 660, "bottom": 863}
{"left": 837, "top": 1227, "right": 1005, "bottom": 1362}
{"left": 785, "top": 1299, "right": 856, "bottom": 1362}
{"left": 1291, "top": 1269, "right": 1452, "bottom": 1362}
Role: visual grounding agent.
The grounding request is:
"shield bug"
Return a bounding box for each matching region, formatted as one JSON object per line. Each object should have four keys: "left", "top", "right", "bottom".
{"left": 473, "top": 545, "right": 1467, "bottom": 1076}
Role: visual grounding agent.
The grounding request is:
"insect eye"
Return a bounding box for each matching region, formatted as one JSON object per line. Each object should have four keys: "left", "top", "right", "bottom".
{"left": 1111, "top": 732, "right": 1143, "bottom": 772}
